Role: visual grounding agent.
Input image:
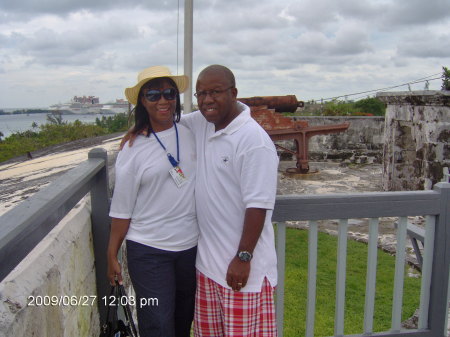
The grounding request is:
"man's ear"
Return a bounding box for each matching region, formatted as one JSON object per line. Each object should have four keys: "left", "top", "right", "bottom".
{"left": 231, "top": 87, "right": 238, "bottom": 99}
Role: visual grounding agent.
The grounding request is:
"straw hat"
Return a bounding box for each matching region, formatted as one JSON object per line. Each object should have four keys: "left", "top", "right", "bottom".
{"left": 125, "top": 66, "right": 189, "bottom": 105}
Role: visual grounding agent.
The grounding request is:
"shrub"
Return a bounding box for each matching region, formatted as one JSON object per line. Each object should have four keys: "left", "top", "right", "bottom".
{"left": 297, "top": 98, "right": 386, "bottom": 117}
{"left": 354, "top": 97, "right": 385, "bottom": 116}
{"left": 442, "top": 66, "right": 450, "bottom": 91}
{"left": 95, "top": 113, "right": 129, "bottom": 133}
{"left": 322, "top": 100, "right": 357, "bottom": 116}
{"left": 0, "top": 120, "right": 114, "bottom": 163}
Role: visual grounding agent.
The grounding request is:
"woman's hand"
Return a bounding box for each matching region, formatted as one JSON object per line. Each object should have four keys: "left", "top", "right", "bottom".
{"left": 107, "top": 256, "right": 123, "bottom": 285}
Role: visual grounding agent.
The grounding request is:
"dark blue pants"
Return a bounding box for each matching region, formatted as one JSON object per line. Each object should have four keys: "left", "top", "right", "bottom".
{"left": 126, "top": 240, "right": 197, "bottom": 337}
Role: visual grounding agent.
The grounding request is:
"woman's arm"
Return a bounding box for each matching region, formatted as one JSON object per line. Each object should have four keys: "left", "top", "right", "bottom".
{"left": 107, "top": 217, "right": 131, "bottom": 285}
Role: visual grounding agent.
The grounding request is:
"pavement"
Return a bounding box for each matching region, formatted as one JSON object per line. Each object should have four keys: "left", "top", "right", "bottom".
{"left": 0, "top": 134, "right": 123, "bottom": 215}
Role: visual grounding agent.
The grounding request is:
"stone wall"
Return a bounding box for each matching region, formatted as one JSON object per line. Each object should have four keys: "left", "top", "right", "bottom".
{"left": 0, "top": 198, "right": 99, "bottom": 337}
{"left": 377, "top": 90, "right": 450, "bottom": 191}
{"left": 281, "top": 116, "right": 385, "bottom": 163}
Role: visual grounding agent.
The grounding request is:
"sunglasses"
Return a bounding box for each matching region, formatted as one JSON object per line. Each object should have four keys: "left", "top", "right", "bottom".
{"left": 144, "top": 88, "right": 177, "bottom": 102}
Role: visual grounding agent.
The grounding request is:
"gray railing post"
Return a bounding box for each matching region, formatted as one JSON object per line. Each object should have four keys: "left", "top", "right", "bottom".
{"left": 275, "top": 222, "right": 286, "bottom": 337}
{"left": 88, "top": 148, "right": 111, "bottom": 324}
{"left": 427, "top": 182, "right": 450, "bottom": 337}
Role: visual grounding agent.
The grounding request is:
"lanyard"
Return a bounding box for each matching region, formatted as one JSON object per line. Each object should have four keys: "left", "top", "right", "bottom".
{"left": 152, "top": 122, "right": 180, "bottom": 167}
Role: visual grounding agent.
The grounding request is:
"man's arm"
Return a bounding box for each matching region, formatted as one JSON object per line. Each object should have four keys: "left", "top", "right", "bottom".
{"left": 225, "top": 207, "right": 267, "bottom": 291}
{"left": 120, "top": 111, "right": 198, "bottom": 149}
{"left": 179, "top": 111, "right": 197, "bottom": 130}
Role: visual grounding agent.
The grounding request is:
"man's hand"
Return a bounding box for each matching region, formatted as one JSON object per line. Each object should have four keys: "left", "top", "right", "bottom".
{"left": 224, "top": 208, "right": 266, "bottom": 291}
{"left": 119, "top": 127, "right": 147, "bottom": 150}
{"left": 226, "top": 256, "right": 251, "bottom": 291}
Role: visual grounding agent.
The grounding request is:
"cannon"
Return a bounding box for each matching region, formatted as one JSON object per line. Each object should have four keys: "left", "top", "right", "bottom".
{"left": 238, "top": 95, "right": 304, "bottom": 113}
{"left": 240, "top": 96, "right": 350, "bottom": 174}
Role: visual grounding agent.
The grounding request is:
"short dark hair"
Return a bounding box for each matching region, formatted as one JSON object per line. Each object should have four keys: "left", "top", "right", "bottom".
{"left": 199, "top": 65, "right": 236, "bottom": 88}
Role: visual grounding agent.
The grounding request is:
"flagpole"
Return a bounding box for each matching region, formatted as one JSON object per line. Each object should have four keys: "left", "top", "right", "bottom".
{"left": 184, "top": 0, "right": 193, "bottom": 114}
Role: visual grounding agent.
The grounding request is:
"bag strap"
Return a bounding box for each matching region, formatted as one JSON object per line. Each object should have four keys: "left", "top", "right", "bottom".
{"left": 101, "top": 284, "right": 119, "bottom": 333}
{"left": 118, "top": 284, "right": 138, "bottom": 337}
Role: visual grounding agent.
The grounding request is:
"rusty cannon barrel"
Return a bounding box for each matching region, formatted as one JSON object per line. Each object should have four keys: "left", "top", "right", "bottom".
{"left": 238, "top": 95, "right": 304, "bottom": 113}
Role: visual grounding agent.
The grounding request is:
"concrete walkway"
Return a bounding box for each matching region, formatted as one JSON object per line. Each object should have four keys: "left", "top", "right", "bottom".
{"left": 0, "top": 135, "right": 122, "bottom": 215}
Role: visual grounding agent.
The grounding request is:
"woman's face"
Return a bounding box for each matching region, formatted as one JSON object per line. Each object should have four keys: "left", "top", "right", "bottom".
{"left": 140, "top": 79, "right": 177, "bottom": 132}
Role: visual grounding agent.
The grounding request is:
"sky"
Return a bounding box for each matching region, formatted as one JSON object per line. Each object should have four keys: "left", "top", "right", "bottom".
{"left": 1, "top": 0, "right": 450, "bottom": 109}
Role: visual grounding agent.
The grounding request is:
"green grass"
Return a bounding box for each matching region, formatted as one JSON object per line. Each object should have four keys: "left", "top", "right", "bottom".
{"left": 282, "top": 227, "right": 421, "bottom": 337}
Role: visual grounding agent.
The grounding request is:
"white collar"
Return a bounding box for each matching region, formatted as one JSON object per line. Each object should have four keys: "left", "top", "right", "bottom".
{"left": 210, "top": 101, "right": 250, "bottom": 137}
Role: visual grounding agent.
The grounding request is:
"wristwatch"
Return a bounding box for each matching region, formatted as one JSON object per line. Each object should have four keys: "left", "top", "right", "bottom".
{"left": 237, "top": 250, "right": 253, "bottom": 262}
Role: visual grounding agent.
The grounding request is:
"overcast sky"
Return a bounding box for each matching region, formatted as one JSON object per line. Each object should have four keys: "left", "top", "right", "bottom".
{"left": 1, "top": 0, "right": 450, "bottom": 109}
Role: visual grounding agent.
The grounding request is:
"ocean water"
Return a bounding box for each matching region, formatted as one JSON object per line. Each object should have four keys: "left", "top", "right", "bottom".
{"left": 0, "top": 113, "right": 108, "bottom": 138}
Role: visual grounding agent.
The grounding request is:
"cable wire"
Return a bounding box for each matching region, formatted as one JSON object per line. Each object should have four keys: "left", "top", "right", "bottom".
{"left": 315, "top": 73, "right": 442, "bottom": 102}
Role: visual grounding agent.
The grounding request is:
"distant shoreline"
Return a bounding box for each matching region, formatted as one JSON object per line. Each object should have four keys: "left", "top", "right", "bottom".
{"left": 0, "top": 110, "right": 110, "bottom": 115}
{"left": 0, "top": 109, "right": 50, "bottom": 115}
{"left": 0, "top": 112, "right": 120, "bottom": 139}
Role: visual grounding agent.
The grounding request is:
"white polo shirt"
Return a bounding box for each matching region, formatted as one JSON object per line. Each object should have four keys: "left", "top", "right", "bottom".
{"left": 109, "top": 124, "right": 198, "bottom": 251}
{"left": 181, "top": 102, "right": 279, "bottom": 292}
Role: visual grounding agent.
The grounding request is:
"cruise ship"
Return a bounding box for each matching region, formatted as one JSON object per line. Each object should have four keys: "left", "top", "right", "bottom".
{"left": 100, "top": 99, "right": 131, "bottom": 114}
{"left": 50, "top": 96, "right": 129, "bottom": 114}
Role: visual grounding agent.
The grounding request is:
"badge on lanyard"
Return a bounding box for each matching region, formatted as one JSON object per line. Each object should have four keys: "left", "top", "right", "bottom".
{"left": 169, "top": 163, "right": 188, "bottom": 188}
{"left": 152, "top": 123, "right": 188, "bottom": 188}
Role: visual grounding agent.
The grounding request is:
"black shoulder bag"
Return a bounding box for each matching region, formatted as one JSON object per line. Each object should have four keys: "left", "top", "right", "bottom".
{"left": 99, "top": 283, "right": 138, "bottom": 337}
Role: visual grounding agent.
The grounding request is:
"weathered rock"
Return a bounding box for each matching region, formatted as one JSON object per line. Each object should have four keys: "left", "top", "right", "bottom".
{"left": 378, "top": 90, "right": 450, "bottom": 191}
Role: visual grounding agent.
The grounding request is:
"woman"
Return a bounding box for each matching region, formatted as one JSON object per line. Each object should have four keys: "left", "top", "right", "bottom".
{"left": 107, "top": 66, "right": 198, "bottom": 337}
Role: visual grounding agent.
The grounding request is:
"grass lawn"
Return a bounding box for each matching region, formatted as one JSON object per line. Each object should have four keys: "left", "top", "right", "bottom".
{"left": 282, "top": 227, "right": 421, "bottom": 337}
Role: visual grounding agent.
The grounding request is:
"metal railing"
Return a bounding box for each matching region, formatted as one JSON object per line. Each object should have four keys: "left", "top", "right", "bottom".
{"left": 0, "top": 148, "right": 111, "bottom": 323}
{"left": 443, "top": 167, "right": 450, "bottom": 183}
{"left": 273, "top": 183, "right": 450, "bottom": 337}
{"left": 1, "top": 148, "right": 448, "bottom": 336}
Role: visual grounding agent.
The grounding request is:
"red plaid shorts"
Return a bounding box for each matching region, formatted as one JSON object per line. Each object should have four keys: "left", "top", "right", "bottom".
{"left": 194, "top": 270, "right": 277, "bottom": 337}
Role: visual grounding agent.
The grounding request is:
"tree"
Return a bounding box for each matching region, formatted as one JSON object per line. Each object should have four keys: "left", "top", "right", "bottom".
{"left": 322, "top": 100, "right": 356, "bottom": 116}
{"left": 95, "top": 113, "right": 129, "bottom": 132}
{"left": 354, "top": 97, "right": 386, "bottom": 116}
{"left": 46, "top": 111, "right": 65, "bottom": 125}
{"left": 442, "top": 66, "right": 450, "bottom": 91}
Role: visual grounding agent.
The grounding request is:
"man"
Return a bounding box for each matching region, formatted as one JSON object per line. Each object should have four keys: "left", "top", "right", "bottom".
{"left": 180, "top": 65, "right": 279, "bottom": 336}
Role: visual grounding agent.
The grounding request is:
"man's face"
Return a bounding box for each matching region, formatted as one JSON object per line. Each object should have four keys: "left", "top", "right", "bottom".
{"left": 195, "top": 71, "right": 238, "bottom": 131}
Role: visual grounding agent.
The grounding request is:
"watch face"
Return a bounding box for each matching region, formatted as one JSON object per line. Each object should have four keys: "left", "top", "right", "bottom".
{"left": 238, "top": 251, "right": 252, "bottom": 262}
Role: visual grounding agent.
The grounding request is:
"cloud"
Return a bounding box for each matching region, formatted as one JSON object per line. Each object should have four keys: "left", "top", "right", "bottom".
{"left": 1, "top": 9, "right": 180, "bottom": 69}
{"left": 0, "top": 0, "right": 449, "bottom": 108}
{"left": 397, "top": 31, "right": 450, "bottom": 58}
{"left": 385, "top": 0, "right": 450, "bottom": 26}
{"left": 336, "top": 0, "right": 385, "bottom": 19}
{"left": 287, "top": 0, "right": 339, "bottom": 30}
{"left": 0, "top": 0, "right": 176, "bottom": 15}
